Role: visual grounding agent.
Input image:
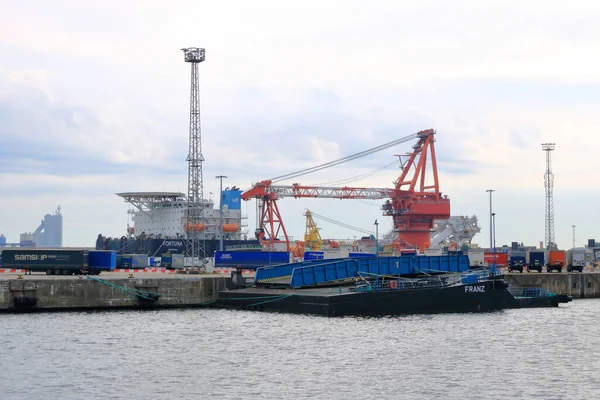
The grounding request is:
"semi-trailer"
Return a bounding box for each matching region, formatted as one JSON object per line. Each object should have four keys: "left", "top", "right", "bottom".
{"left": 566, "top": 248, "right": 585, "bottom": 273}
{"left": 547, "top": 250, "right": 566, "bottom": 273}
{"left": 0, "top": 249, "right": 116, "bottom": 275}
{"left": 528, "top": 251, "right": 544, "bottom": 273}
{"left": 508, "top": 255, "right": 526, "bottom": 273}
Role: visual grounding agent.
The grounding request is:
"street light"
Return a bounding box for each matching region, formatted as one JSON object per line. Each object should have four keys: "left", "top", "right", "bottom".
{"left": 374, "top": 219, "right": 379, "bottom": 258}
{"left": 492, "top": 212, "right": 497, "bottom": 266}
{"left": 216, "top": 175, "right": 228, "bottom": 252}
{"left": 486, "top": 189, "right": 495, "bottom": 253}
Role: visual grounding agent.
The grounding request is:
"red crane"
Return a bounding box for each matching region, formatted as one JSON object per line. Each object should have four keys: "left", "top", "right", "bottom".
{"left": 241, "top": 129, "right": 450, "bottom": 252}
{"left": 381, "top": 129, "right": 451, "bottom": 251}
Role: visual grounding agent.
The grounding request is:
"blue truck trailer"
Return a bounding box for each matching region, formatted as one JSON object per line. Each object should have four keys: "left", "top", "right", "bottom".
{"left": 528, "top": 251, "right": 545, "bottom": 273}
{"left": 88, "top": 250, "right": 117, "bottom": 272}
{"left": 508, "top": 255, "right": 526, "bottom": 273}
{"left": 0, "top": 248, "right": 116, "bottom": 275}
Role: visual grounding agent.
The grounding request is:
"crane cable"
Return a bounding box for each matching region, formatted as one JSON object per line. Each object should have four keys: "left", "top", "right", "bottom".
{"left": 269, "top": 133, "right": 418, "bottom": 183}
{"left": 310, "top": 211, "right": 376, "bottom": 235}
{"left": 316, "top": 159, "right": 400, "bottom": 186}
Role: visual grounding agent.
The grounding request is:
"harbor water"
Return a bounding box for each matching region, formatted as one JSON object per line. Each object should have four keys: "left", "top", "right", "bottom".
{"left": 1, "top": 300, "right": 600, "bottom": 400}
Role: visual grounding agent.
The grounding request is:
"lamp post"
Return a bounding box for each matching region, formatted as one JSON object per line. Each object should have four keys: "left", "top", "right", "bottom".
{"left": 492, "top": 212, "right": 497, "bottom": 266}
{"left": 374, "top": 219, "right": 379, "bottom": 258}
{"left": 572, "top": 225, "right": 576, "bottom": 248}
{"left": 486, "top": 189, "right": 495, "bottom": 253}
{"left": 216, "top": 175, "right": 227, "bottom": 251}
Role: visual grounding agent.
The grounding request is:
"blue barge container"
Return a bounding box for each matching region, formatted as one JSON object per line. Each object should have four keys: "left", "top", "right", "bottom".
{"left": 254, "top": 255, "right": 471, "bottom": 289}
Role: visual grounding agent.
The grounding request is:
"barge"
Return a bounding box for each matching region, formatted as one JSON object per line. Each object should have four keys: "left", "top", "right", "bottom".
{"left": 215, "top": 255, "right": 572, "bottom": 317}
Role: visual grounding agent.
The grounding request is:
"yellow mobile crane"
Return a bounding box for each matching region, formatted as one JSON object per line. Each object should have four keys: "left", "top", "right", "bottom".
{"left": 304, "top": 210, "right": 323, "bottom": 251}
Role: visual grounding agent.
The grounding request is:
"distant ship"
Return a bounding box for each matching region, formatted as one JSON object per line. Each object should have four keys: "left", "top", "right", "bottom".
{"left": 95, "top": 189, "right": 259, "bottom": 256}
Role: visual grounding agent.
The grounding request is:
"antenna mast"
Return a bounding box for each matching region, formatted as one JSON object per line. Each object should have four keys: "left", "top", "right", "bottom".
{"left": 542, "top": 143, "right": 556, "bottom": 250}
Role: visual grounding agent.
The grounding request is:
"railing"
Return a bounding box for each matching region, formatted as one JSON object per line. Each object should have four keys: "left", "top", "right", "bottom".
{"left": 352, "top": 275, "right": 456, "bottom": 292}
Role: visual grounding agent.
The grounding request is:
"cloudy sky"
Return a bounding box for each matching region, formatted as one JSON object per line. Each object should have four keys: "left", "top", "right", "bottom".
{"left": 1, "top": 0, "right": 598, "bottom": 249}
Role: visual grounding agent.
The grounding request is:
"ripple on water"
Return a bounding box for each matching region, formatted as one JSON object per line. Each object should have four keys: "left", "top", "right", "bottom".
{"left": 1, "top": 301, "right": 600, "bottom": 400}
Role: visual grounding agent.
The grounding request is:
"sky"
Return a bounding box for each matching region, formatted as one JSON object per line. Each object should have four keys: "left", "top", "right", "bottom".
{"left": 1, "top": 0, "right": 599, "bottom": 249}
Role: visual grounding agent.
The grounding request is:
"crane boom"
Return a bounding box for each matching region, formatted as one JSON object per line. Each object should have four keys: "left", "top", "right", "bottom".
{"left": 242, "top": 181, "right": 394, "bottom": 201}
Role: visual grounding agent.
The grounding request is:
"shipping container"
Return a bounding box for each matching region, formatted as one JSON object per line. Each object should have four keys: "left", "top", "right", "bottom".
{"left": 214, "top": 251, "right": 291, "bottom": 267}
{"left": 121, "top": 254, "right": 148, "bottom": 269}
{"left": 483, "top": 252, "right": 508, "bottom": 266}
{"left": 0, "top": 248, "right": 89, "bottom": 275}
{"left": 467, "top": 249, "right": 485, "bottom": 267}
{"left": 304, "top": 251, "right": 325, "bottom": 261}
{"left": 161, "top": 254, "right": 185, "bottom": 269}
{"left": 88, "top": 250, "right": 117, "bottom": 271}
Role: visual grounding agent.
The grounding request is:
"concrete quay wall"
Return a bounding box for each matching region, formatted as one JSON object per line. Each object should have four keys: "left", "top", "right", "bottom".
{"left": 504, "top": 272, "right": 600, "bottom": 299}
{"left": 0, "top": 275, "right": 230, "bottom": 312}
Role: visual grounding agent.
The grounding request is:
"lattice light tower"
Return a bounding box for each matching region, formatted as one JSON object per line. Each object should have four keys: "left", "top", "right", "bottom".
{"left": 182, "top": 47, "right": 206, "bottom": 262}
{"left": 542, "top": 143, "right": 556, "bottom": 250}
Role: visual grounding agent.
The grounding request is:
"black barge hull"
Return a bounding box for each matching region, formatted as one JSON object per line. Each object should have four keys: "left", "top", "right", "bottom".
{"left": 216, "top": 279, "right": 570, "bottom": 317}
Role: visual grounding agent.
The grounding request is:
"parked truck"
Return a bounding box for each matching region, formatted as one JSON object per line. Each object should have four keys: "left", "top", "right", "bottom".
{"left": 0, "top": 249, "right": 116, "bottom": 275}
{"left": 547, "top": 250, "right": 566, "bottom": 273}
{"left": 528, "top": 251, "right": 544, "bottom": 273}
{"left": 508, "top": 255, "right": 526, "bottom": 273}
{"left": 566, "top": 248, "right": 585, "bottom": 273}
